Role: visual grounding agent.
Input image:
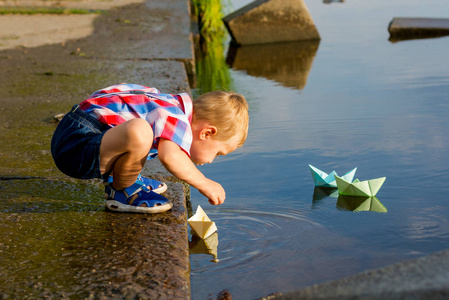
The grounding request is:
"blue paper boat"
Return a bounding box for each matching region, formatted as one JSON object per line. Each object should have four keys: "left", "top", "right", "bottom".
{"left": 309, "top": 164, "right": 357, "bottom": 188}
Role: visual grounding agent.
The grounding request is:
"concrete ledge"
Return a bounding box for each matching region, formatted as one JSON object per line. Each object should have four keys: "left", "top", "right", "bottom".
{"left": 261, "top": 249, "right": 449, "bottom": 300}
{"left": 223, "top": 0, "right": 320, "bottom": 45}
{"left": 388, "top": 17, "right": 449, "bottom": 42}
{"left": 0, "top": 0, "right": 193, "bottom": 298}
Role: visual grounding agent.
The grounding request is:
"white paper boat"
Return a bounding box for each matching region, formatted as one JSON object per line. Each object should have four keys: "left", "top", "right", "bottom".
{"left": 188, "top": 205, "right": 217, "bottom": 239}
{"left": 335, "top": 175, "right": 386, "bottom": 197}
{"left": 309, "top": 164, "right": 357, "bottom": 188}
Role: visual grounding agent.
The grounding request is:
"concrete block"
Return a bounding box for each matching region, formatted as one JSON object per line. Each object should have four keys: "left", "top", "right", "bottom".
{"left": 388, "top": 18, "right": 449, "bottom": 42}
{"left": 223, "top": 0, "right": 320, "bottom": 45}
{"left": 226, "top": 40, "right": 319, "bottom": 89}
{"left": 259, "top": 248, "right": 449, "bottom": 300}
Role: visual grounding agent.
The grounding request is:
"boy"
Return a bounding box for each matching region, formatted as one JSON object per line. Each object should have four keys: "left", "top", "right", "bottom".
{"left": 51, "top": 83, "right": 249, "bottom": 213}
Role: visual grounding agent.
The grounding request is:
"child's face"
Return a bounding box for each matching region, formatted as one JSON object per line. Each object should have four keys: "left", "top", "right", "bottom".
{"left": 190, "top": 136, "right": 240, "bottom": 166}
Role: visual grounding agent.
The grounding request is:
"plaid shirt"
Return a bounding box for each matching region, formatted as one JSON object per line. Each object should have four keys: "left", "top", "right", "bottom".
{"left": 79, "top": 83, "right": 193, "bottom": 156}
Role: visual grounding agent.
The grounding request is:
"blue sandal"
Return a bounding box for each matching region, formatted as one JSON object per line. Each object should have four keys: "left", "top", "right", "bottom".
{"left": 105, "top": 180, "right": 173, "bottom": 213}
{"left": 105, "top": 174, "right": 167, "bottom": 194}
{"left": 137, "top": 174, "right": 167, "bottom": 194}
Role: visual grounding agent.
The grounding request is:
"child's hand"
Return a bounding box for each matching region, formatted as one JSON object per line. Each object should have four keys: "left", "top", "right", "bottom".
{"left": 198, "top": 179, "right": 226, "bottom": 205}
{"left": 158, "top": 139, "right": 226, "bottom": 205}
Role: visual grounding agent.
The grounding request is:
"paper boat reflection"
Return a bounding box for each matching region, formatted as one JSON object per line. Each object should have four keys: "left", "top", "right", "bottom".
{"left": 311, "top": 187, "right": 339, "bottom": 209}
{"left": 335, "top": 175, "right": 386, "bottom": 197}
{"left": 313, "top": 186, "right": 339, "bottom": 201}
{"left": 309, "top": 164, "right": 357, "bottom": 188}
{"left": 337, "top": 195, "right": 387, "bottom": 213}
{"left": 189, "top": 232, "right": 219, "bottom": 262}
{"left": 188, "top": 205, "right": 217, "bottom": 239}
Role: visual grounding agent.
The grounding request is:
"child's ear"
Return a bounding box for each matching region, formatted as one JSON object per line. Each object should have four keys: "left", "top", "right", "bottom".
{"left": 201, "top": 125, "right": 218, "bottom": 139}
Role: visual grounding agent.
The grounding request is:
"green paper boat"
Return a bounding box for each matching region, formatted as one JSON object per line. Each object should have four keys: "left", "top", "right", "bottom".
{"left": 335, "top": 175, "right": 386, "bottom": 197}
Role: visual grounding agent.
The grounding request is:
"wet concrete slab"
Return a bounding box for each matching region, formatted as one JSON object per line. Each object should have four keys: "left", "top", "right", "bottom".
{"left": 260, "top": 248, "right": 449, "bottom": 300}
{"left": 0, "top": 0, "right": 193, "bottom": 298}
{"left": 1, "top": 179, "right": 189, "bottom": 298}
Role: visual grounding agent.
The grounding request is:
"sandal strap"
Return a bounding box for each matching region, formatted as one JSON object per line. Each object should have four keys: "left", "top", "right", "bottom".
{"left": 138, "top": 175, "right": 162, "bottom": 190}
{"left": 105, "top": 174, "right": 162, "bottom": 190}
{"left": 105, "top": 180, "right": 149, "bottom": 203}
{"left": 130, "top": 191, "right": 169, "bottom": 208}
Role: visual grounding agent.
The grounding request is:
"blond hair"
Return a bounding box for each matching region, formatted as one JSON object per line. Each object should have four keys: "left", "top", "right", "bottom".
{"left": 193, "top": 91, "right": 249, "bottom": 146}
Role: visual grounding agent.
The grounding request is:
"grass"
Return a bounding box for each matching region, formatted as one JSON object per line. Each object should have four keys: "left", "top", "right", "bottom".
{"left": 191, "top": 0, "right": 232, "bottom": 94}
{"left": 191, "top": 0, "right": 226, "bottom": 38}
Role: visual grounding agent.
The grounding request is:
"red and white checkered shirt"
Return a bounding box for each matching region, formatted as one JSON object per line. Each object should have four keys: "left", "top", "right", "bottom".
{"left": 79, "top": 83, "right": 193, "bottom": 156}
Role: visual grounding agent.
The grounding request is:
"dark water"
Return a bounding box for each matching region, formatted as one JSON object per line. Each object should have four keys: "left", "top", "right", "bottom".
{"left": 190, "top": 0, "right": 449, "bottom": 299}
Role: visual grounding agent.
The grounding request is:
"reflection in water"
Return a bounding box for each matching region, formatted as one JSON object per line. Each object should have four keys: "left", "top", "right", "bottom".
{"left": 190, "top": 206, "right": 356, "bottom": 299}
{"left": 337, "top": 196, "right": 387, "bottom": 213}
{"left": 312, "top": 187, "right": 387, "bottom": 212}
{"left": 214, "top": 289, "right": 233, "bottom": 300}
{"left": 191, "top": 208, "right": 325, "bottom": 271}
{"left": 389, "top": 34, "right": 449, "bottom": 43}
{"left": 190, "top": 232, "right": 219, "bottom": 263}
{"left": 312, "top": 187, "right": 339, "bottom": 209}
{"left": 226, "top": 40, "right": 320, "bottom": 90}
{"left": 195, "top": 37, "right": 231, "bottom": 94}
{"left": 323, "top": 0, "right": 345, "bottom": 3}
{"left": 313, "top": 187, "right": 340, "bottom": 201}
{"left": 193, "top": 0, "right": 231, "bottom": 95}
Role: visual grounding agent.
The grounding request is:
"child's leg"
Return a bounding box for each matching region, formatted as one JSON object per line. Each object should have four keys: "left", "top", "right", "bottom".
{"left": 99, "top": 118, "right": 153, "bottom": 190}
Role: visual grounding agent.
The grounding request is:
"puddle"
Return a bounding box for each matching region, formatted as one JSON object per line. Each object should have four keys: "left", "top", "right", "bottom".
{"left": 189, "top": 205, "right": 356, "bottom": 298}
{"left": 190, "top": 0, "right": 449, "bottom": 298}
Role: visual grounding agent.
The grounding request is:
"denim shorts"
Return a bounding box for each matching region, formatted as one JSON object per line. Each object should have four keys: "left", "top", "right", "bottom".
{"left": 51, "top": 105, "right": 110, "bottom": 179}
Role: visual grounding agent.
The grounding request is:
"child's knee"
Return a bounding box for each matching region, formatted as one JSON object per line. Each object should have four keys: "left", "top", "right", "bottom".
{"left": 124, "top": 119, "right": 154, "bottom": 150}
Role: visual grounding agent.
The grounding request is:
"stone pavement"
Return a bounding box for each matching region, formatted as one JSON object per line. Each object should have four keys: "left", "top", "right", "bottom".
{"left": 0, "top": 0, "right": 194, "bottom": 298}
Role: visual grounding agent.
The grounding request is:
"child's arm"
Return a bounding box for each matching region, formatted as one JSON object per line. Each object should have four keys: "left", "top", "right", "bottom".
{"left": 157, "top": 138, "right": 226, "bottom": 205}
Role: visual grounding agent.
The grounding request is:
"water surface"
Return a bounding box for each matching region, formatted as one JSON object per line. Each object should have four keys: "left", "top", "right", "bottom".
{"left": 190, "top": 0, "right": 449, "bottom": 299}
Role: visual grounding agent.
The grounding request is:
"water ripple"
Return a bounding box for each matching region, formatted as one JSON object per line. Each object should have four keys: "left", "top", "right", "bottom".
{"left": 189, "top": 206, "right": 341, "bottom": 275}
